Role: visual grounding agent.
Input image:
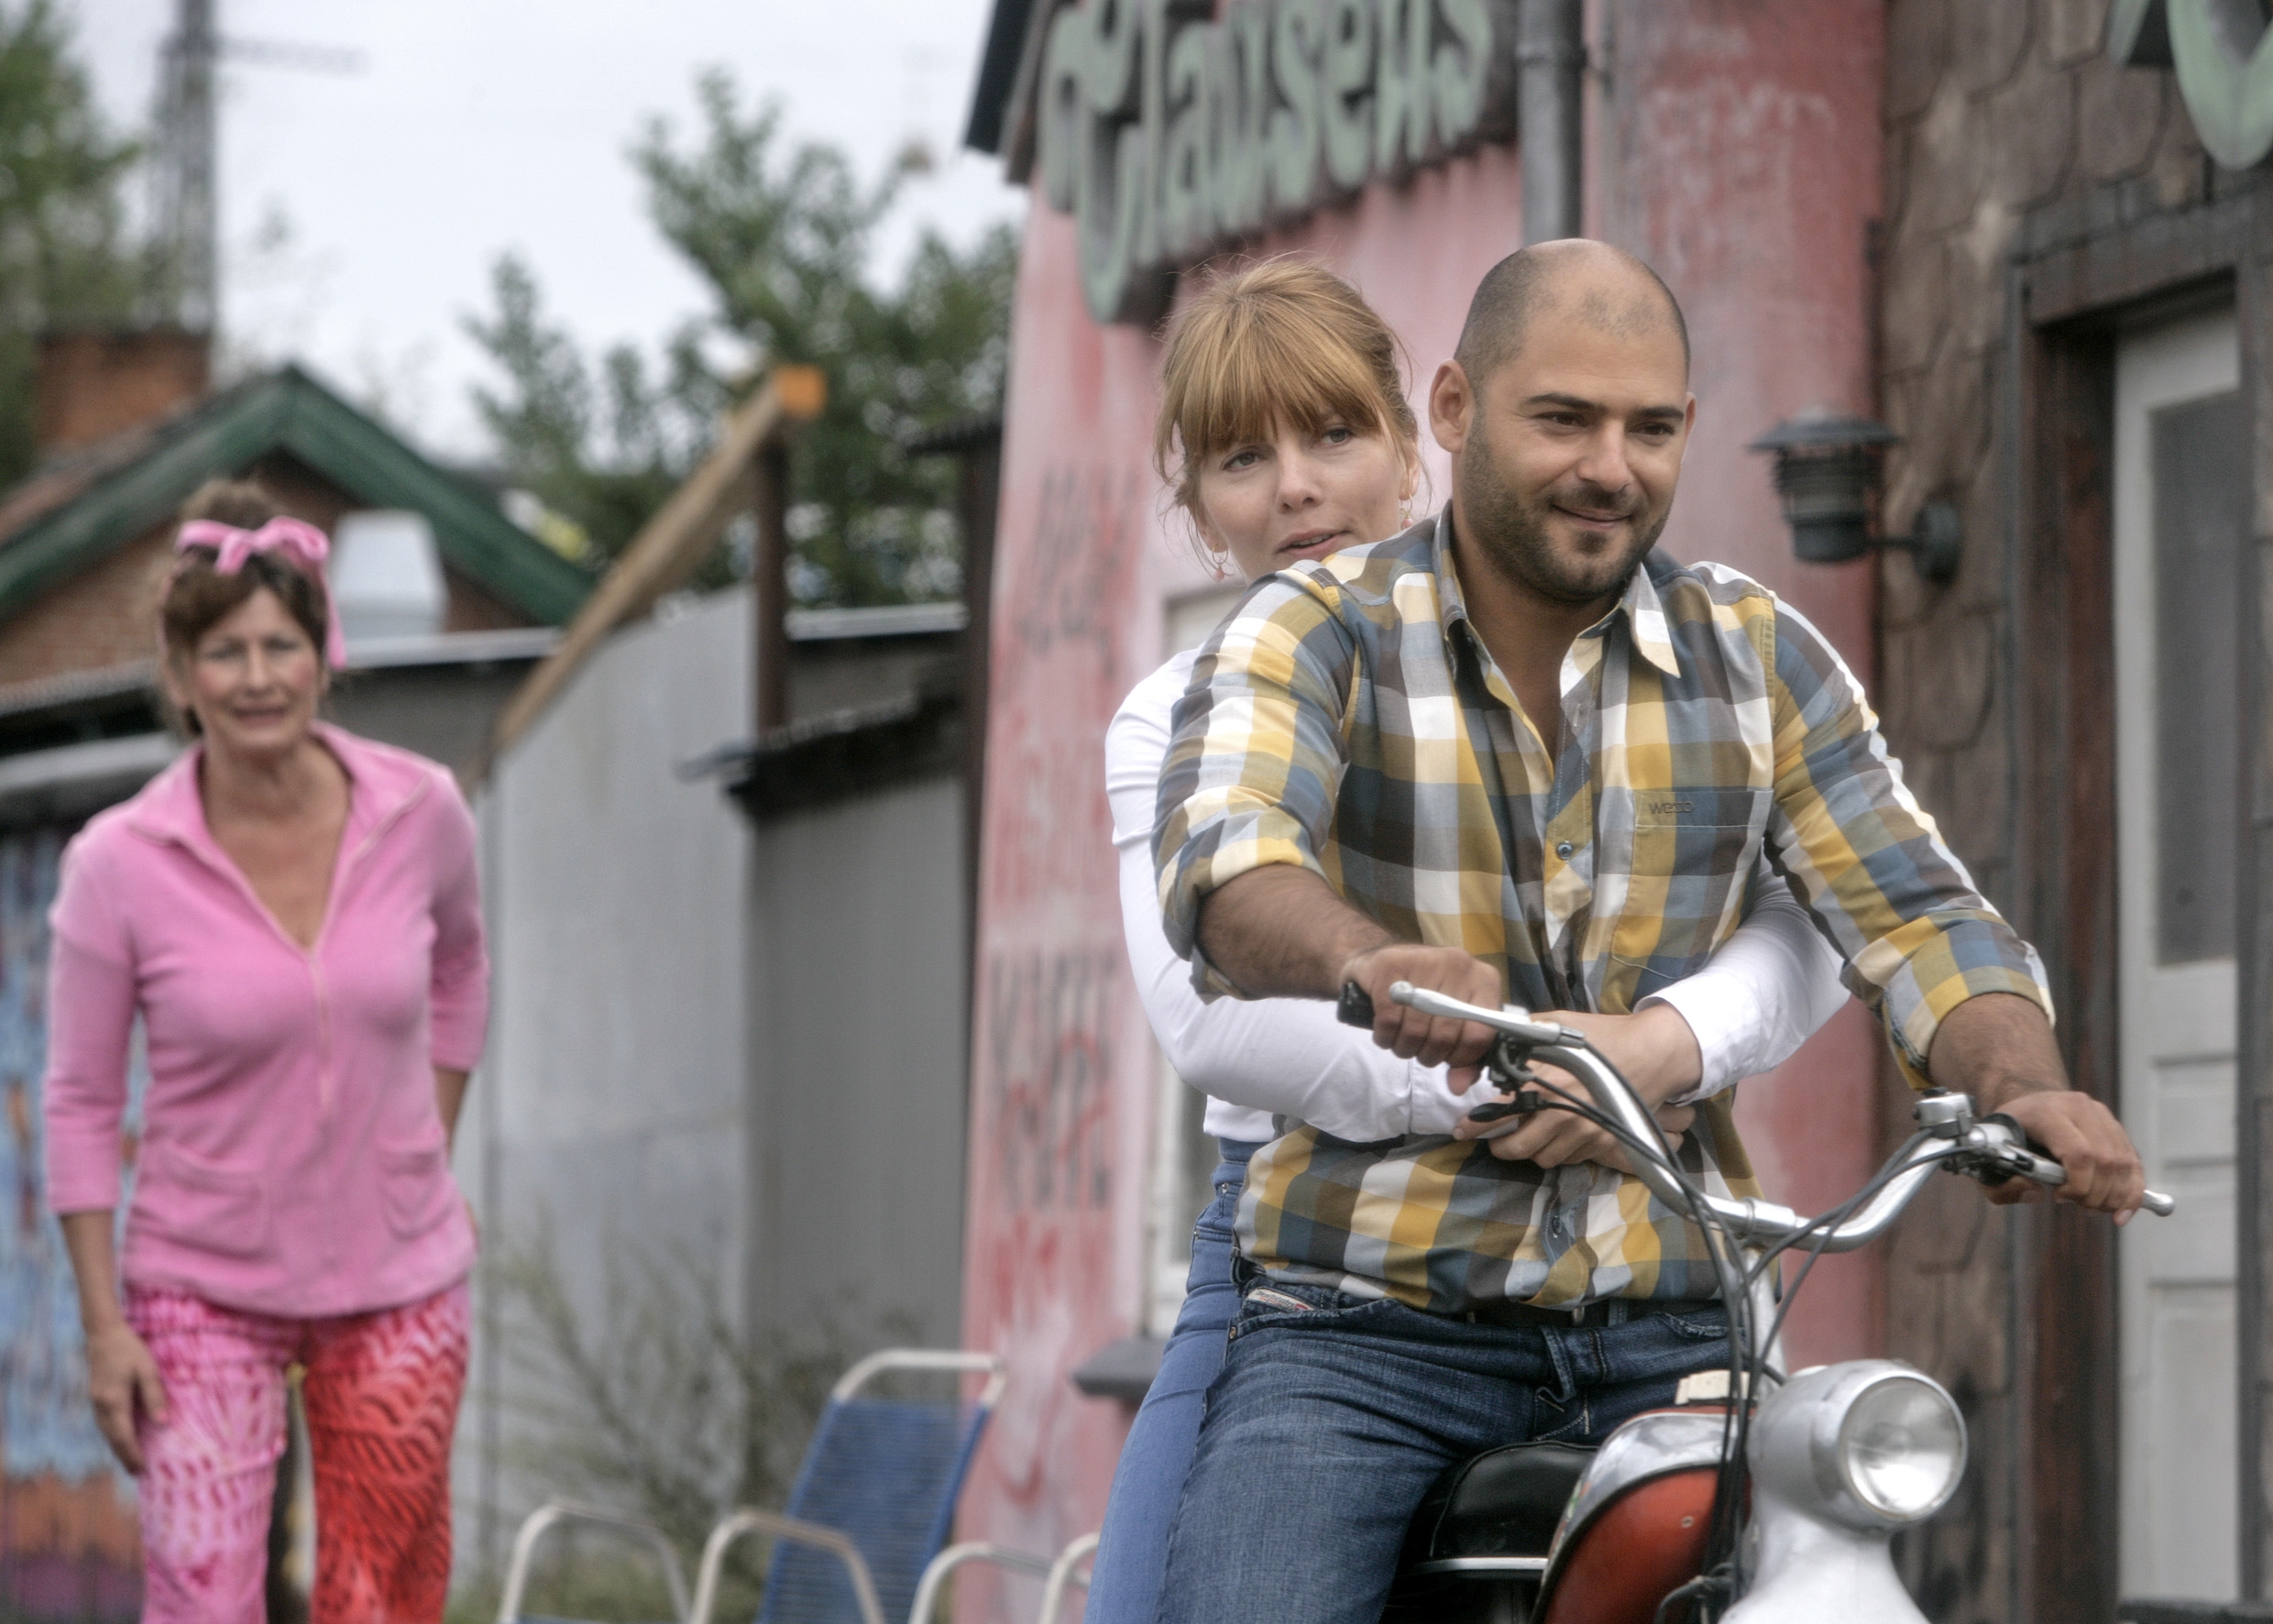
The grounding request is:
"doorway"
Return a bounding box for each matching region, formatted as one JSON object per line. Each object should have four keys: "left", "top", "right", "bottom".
{"left": 2114, "top": 304, "right": 2246, "bottom": 1601}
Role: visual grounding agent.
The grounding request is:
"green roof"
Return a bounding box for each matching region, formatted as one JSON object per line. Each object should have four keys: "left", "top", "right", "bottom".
{"left": 0, "top": 365, "right": 595, "bottom": 626}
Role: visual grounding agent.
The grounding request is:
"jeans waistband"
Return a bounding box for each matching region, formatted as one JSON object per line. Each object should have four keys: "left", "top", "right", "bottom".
{"left": 1461, "top": 1296, "right": 1722, "bottom": 1330}
{"left": 1212, "top": 1136, "right": 1264, "bottom": 1191}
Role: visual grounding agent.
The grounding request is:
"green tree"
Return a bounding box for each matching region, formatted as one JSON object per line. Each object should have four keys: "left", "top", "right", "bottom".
{"left": 467, "top": 71, "right": 1016, "bottom": 605}
{"left": 0, "top": 0, "right": 143, "bottom": 486}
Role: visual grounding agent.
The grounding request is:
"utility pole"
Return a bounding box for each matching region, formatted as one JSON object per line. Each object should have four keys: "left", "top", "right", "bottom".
{"left": 150, "top": 0, "right": 217, "bottom": 331}
{"left": 147, "top": 0, "right": 363, "bottom": 334}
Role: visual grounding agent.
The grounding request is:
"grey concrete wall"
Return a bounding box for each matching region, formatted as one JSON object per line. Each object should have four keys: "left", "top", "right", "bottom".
{"left": 329, "top": 661, "right": 533, "bottom": 776}
{"left": 745, "top": 772, "right": 969, "bottom": 1355}
{"left": 454, "top": 588, "right": 752, "bottom": 1574}
{"left": 446, "top": 589, "right": 973, "bottom": 1586}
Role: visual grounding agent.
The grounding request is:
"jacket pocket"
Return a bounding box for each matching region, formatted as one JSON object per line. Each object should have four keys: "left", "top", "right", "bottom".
{"left": 377, "top": 1131, "right": 457, "bottom": 1240}
{"left": 152, "top": 1143, "right": 270, "bottom": 1259}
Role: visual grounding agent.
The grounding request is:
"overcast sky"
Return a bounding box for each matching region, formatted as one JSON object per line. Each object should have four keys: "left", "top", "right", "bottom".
{"left": 67, "top": 0, "right": 1027, "bottom": 463}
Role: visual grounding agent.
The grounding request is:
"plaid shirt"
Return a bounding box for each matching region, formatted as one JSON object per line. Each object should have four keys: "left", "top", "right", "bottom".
{"left": 1153, "top": 513, "right": 2048, "bottom": 1311}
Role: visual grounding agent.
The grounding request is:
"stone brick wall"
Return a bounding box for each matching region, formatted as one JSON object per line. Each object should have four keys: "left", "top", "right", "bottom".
{"left": 1880, "top": 0, "right": 2194, "bottom": 883}
{"left": 1876, "top": 4, "right": 2227, "bottom": 1618}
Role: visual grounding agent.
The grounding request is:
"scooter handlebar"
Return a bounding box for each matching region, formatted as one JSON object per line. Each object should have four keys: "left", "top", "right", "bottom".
{"left": 1371, "top": 982, "right": 2177, "bottom": 1230}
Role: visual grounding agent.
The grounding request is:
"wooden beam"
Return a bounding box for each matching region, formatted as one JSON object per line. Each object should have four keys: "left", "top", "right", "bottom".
{"left": 468, "top": 364, "right": 825, "bottom": 786}
{"left": 752, "top": 442, "right": 792, "bottom": 733}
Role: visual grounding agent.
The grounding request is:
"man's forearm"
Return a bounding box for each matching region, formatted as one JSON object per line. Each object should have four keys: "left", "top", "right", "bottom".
{"left": 1925, "top": 989, "right": 2147, "bottom": 1215}
{"left": 1925, "top": 991, "right": 2068, "bottom": 1108}
{"left": 1194, "top": 866, "right": 1397, "bottom": 999}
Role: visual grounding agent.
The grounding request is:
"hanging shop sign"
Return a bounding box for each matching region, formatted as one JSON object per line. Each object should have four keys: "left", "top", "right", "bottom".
{"left": 2112, "top": 0, "right": 2273, "bottom": 170}
{"left": 1038, "top": 0, "right": 1520, "bottom": 324}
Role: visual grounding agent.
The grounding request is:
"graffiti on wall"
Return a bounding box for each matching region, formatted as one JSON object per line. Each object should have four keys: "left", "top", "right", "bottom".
{"left": 0, "top": 827, "right": 142, "bottom": 1620}
{"left": 984, "top": 947, "right": 1119, "bottom": 1214}
{"left": 960, "top": 445, "right": 1155, "bottom": 1582}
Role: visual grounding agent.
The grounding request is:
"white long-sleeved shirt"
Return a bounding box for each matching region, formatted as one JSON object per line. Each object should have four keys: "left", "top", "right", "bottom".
{"left": 1109, "top": 649, "right": 1852, "bottom": 1142}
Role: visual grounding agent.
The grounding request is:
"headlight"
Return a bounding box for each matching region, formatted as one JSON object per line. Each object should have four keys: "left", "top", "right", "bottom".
{"left": 1837, "top": 1375, "right": 1965, "bottom": 1521}
{"left": 1747, "top": 1360, "right": 1970, "bottom": 1532}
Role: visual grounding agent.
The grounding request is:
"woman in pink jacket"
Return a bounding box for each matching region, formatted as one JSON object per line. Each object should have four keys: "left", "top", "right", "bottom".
{"left": 44, "top": 480, "right": 489, "bottom": 1623}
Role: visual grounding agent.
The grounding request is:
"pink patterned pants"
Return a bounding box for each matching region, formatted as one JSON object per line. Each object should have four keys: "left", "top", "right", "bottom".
{"left": 125, "top": 1281, "right": 470, "bottom": 1624}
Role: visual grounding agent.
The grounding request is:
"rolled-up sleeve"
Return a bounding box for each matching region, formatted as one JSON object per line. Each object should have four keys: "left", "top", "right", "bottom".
{"left": 1113, "top": 663, "right": 1461, "bottom": 1137}
{"left": 1762, "top": 598, "right": 2050, "bottom": 1087}
{"left": 425, "top": 780, "right": 489, "bottom": 1072}
{"left": 1153, "top": 571, "right": 1356, "bottom": 998}
{"left": 43, "top": 839, "right": 137, "bottom": 1215}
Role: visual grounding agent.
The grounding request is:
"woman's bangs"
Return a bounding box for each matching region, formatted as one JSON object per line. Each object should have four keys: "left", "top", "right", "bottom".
{"left": 1180, "top": 309, "right": 1389, "bottom": 463}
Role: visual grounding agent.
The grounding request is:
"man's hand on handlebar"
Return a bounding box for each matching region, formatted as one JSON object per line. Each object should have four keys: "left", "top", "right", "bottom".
{"left": 1453, "top": 1004, "right": 1701, "bottom": 1172}
{"left": 1336, "top": 943, "right": 1505, "bottom": 1090}
{"left": 1983, "top": 1088, "right": 2147, "bottom": 1223}
{"left": 1928, "top": 992, "right": 2148, "bottom": 1223}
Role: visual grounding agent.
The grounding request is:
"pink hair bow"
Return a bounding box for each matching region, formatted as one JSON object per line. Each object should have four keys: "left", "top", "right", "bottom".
{"left": 175, "top": 517, "right": 348, "bottom": 669}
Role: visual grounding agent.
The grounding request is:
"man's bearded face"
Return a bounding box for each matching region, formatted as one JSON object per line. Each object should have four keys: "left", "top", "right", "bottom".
{"left": 1455, "top": 422, "right": 1673, "bottom": 607}
{"left": 1445, "top": 308, "right": 1693, "bottom": 609}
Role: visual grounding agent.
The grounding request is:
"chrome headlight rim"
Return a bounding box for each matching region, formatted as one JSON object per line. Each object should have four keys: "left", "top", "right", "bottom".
{"left": 1806, "top": 1366, "right": 1967, "bottom": 1530}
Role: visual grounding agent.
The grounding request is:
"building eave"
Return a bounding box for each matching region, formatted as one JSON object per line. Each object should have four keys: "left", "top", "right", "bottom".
{"left": 0, "top": 366, "right": 597, "bottom": 630}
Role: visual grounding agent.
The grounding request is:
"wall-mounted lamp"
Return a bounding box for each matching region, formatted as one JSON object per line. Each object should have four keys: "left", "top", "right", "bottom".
{"left": 1748, "top": 411, "right": 1961, "bottom": 585}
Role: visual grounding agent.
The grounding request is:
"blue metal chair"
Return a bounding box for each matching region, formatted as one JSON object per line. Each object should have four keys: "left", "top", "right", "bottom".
{"left": 690, "top": 1349, "right": 1009, "bottom": 1624}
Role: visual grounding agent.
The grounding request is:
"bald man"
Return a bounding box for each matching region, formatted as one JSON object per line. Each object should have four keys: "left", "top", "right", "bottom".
{"left": 1145, "top": 241, "right": 2144, "bottom": 1619}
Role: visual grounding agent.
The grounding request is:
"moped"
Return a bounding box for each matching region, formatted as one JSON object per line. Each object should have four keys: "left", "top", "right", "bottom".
{"left": 1336, "top": 982, "right": 2176, "bottom": 1624}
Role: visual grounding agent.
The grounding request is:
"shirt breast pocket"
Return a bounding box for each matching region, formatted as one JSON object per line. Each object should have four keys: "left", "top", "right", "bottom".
{"left": 1609, "top": 785, "right": 1772, "bottom": 997}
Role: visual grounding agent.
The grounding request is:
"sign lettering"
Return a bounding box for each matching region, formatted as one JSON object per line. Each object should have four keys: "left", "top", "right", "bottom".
{"left": 1038, "top": 0, "right": 1520, "bottom": 323}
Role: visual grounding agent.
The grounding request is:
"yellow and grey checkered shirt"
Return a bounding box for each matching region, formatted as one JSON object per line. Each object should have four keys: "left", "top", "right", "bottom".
{"left": 1153, "top": 513, "right": 2049, "bottom": 1311}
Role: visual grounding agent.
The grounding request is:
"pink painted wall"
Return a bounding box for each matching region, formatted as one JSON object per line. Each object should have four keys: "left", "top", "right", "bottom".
{"left": 1591, "top": 0, "right": 1889, "bottom": 1372}
{"left": 959, "top": 3, "right": 1891, "bottom": 1594}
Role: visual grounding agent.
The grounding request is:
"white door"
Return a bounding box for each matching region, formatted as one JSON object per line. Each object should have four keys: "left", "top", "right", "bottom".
{"left": 2115, "top": 306, "right": 2244, "bottom": 1600}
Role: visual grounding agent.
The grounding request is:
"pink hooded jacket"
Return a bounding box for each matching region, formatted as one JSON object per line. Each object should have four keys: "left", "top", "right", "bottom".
{"left": 42, "top": 725, "right": 488, "bottom": 1319}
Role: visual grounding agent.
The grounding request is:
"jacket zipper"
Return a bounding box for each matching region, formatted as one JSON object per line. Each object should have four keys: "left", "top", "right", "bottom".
{"left": 303, "top": 774, "right": 430, "bottom": 1118}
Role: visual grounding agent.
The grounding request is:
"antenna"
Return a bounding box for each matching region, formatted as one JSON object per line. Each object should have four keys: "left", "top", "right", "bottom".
{"left": 148, "top": 0, "right": 365, "bottom": 334}
{"left": 150, "top": 0, "right": 216, "bottom": 331}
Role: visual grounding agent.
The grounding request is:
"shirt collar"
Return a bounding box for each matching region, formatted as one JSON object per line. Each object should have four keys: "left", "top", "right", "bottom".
{"left": 124, "top": 723, "right": 425, "bottom": 851}
{"left": 1616, "top": 558, "right": 1682, "bottom": 676}
{"left": 1432, "top": 509, "right": 1682, "bottom": 679}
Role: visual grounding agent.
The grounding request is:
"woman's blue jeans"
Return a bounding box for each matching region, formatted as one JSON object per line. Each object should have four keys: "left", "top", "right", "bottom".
{"left": 1082, "top": 1138, "right": 1259, "bottom": 1624}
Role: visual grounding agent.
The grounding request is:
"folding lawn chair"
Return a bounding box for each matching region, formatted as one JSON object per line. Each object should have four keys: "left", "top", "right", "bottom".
{"left": 689, "top": 1348, "right": 1009, "bottom": 1624}
{"left": 904, "top": 1530, "right": 1096, "bottom": 1624}
{"left": 497, "top": 1499, "right": 693, "bottom": 1624}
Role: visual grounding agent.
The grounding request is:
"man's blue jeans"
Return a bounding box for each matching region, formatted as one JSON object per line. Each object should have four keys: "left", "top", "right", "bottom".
{"left": 1152, "top": 1282, "right": 1730, "bottom": 1624}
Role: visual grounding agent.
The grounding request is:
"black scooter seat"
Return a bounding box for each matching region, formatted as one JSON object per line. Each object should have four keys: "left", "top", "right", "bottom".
{"left": 1403, "top": 1441, "right": 1598, "bottom": 1561}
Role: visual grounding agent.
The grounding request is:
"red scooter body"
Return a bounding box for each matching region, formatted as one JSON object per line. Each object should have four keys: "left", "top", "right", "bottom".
{"left": 1535, "top": 1464, "right": 1717, "bottom": 1624}
{"left": 1386, "top": 1407, "right": 1729, "bottom": 1624}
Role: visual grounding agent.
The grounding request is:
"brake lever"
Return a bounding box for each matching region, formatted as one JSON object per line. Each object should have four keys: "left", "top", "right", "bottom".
{"left": 1973, "top": 1112, "right": 2177, "bottom": 1218}
{"left": 1340, "top": 982, "right": 1557, "bottom": 1126}
{"left": 1336, "top": 982, "right": 1375, "bottom": 1028}
{"left": 1465, "top": 1059, "right": 1549, "bottom": 1123}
